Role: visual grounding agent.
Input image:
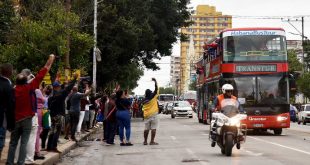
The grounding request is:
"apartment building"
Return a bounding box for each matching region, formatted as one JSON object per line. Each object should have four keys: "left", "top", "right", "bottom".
{"left": 179, "top": 5, "right": 232, "bottom": 94}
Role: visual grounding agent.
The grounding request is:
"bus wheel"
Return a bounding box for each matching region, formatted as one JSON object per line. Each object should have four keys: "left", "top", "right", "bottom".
{"left": 253, "top": 129, "right": 259, "bottom": 135}
{"left": 274, "top": 128, "right": 282, "bottom": 135}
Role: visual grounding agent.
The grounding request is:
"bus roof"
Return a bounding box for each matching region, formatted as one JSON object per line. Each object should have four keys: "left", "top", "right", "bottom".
{"left": 221, "top": 27, "right": 285, "bottom": 33}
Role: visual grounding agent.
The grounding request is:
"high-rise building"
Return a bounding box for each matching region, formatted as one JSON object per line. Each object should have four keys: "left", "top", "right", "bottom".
{"left": 170, "top": 56, "right": 181, "bottom": 88}
{"left": 179, "top": 5, "right": 232, "bottom": 94}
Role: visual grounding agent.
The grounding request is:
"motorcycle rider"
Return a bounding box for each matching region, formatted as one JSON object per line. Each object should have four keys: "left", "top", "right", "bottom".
{"left": 213, "top": 84, "right": 237, "bottom": 112}
{"left": 210, "top": 84, "right": 241, "bottom": 144}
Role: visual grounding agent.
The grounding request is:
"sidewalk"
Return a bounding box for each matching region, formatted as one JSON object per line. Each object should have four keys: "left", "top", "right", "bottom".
{"left": 0, "top": 127, "right": 99, "bottom": 165}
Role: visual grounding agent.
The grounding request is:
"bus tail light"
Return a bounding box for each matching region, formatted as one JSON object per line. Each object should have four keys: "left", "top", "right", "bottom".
{"left": 277, "top": 116, "right": 288, "bottom": 121}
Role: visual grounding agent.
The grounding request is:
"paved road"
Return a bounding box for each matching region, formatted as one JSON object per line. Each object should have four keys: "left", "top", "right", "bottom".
{"left": 59, "top": 114, "right": 310, "bottom": 165}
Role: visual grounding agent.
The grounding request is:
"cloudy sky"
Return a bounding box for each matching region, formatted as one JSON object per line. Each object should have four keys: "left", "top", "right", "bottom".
{"left": 133, "top": 0, "right": 310, "bottom": 95}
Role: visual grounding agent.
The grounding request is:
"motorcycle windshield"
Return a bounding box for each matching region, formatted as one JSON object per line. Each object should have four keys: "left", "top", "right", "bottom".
{"left": 221, "top": 99, "right": 240, "bottom": 118}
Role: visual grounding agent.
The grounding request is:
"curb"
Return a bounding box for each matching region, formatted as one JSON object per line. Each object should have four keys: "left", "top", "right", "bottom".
{"left": 34, "top": 130, "right": 96, "bottom": 165}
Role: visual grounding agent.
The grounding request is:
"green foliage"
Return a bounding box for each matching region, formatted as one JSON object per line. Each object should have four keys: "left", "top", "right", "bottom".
{"left": 0, "top": 0, "right": 15, "bottom": 44}
{"left": 303, "top": 40, "right": 310, "bottom": 70}
{"left": 159, "top": 87, "right": 175, "bottom": 94}
{"left": 189, "top": 80, "right": 196, "bottom": 91}
{"left": 1, "top": 0, "right": 191, "bottom": 92}
{"left": 297, "top": 72, "right": 310, "bottom": 98}
{"left": 115, "top": 63, "right": 144, "bottom": 90}
{"left": 0, "top": 3, "right": 93, "bottom": 73}
{"left": 92, "top": 0, "right": 191, "bottom": 89}
{"left": 71, "top": 0, "right": 191, "bottom": 89}
{"left": 288, "top": 49, "right": 302, "bottom": 73}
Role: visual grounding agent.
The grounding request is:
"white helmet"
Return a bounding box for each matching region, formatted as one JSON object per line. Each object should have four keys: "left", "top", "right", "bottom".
{"left": 222, "top": 84, "right": 234, "bottom": 94}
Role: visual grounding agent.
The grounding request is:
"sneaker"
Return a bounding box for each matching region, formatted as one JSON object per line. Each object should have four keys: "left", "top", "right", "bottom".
{"left": 149, "top": 142, "right": 158, "bottom": 145}
{"left": 34, "top": 155, "right": 45, "bottom": 160}
{"left": 120, "top": 143, "right": 126, "bottom": 146}
{"left": 126, "top": 142, "right": 133, "bottom": 146}
{"left": 47, "top": 148, "right": 61, "bottom": 153}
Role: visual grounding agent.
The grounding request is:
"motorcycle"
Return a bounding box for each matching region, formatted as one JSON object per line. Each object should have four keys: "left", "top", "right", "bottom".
{"left": 209, "top": 98, "right": 247, "bottom": 156}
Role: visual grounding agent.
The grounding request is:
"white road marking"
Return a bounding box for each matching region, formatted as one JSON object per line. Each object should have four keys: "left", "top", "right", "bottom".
{"left": 241, "top": 148, "right": 263, "bottom": 156}
{"left": 248, "top": 136, "right": 310, "bottom": 155}
{"left": 201, "top": 133, "right": 209, "bottom": 136}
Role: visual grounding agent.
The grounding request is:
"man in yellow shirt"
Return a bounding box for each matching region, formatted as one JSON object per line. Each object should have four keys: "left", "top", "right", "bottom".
{"left": 142, "top": 78, "right": 159, "bottom": 145}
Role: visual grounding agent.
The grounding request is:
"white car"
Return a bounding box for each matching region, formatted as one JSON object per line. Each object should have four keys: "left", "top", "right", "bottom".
{"left": 171, "top": 101, "right": 193, "bottom": 118}
{"left": 297, "top": 104, "right": 310, "bottom": 125}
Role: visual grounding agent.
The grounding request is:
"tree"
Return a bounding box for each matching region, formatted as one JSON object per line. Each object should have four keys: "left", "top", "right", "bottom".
{"left": 0, "top": 0, "right": 15, "bottom": 45}
{"left": 297, "top": 72, "right": 310, "bottom": 99}
{"left": 71, "top": 0, "right": 191, "bottom": 89}
{"left": 159, "top": 87, "right": 175, "bottom": 94}
{"left": 303, "top": 40, "right": 310, "bottom": 71}
{"left": 288, "top": 49, "right": 302, "bottom": 73}
{"left": 0, "top": 2, "right": 93, "bottom": 79}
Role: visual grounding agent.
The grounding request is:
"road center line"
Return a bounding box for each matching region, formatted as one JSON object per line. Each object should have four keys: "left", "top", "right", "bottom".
{"left": 248, "top": 136, "right": 310, "bottom": 155}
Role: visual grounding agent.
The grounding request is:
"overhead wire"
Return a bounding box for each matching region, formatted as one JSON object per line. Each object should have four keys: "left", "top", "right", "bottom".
{"left": 232, "top": 15, "right": 310, "bottom": 20}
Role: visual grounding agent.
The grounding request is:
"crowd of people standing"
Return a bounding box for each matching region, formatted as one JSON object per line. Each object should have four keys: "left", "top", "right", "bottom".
{"left": 0, "top": 54, "right": 161, "bottom": 165}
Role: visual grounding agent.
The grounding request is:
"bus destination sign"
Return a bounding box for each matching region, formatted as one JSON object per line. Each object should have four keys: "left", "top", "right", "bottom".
{"left": 236, "top": 65, "right": 277, "bottom": 72}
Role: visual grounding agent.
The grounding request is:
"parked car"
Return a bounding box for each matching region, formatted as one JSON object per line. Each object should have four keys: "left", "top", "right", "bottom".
{"left": 290, "top": 104, "right": 298, "bottom": 122}
{"left": 171, "top": 101, "right": 193, "bottom": 118}
{"left": 297, "top": 104, "right": 310, "bottom": 125}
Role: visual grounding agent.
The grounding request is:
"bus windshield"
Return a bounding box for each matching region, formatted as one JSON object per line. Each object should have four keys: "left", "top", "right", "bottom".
{"left": 223, "top": 35, "right": 287, "bottom": 62}
{"left": 158, "top": 95, "right": 174, "bottom": 102}
{"left": 224, "top": 74, "right": 289, "bottom": 106}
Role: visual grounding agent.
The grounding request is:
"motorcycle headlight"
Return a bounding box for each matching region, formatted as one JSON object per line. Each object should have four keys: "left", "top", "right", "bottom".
{"left": 277, "top": 116, "right": 288, "bottom": 121}
{"left": 229, "top": 118, "right": 240, "bottom": 127}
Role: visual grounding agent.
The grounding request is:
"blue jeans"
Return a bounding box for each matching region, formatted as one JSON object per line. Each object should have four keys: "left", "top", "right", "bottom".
{"left": 6, "top": 117, "right": 32, "bottom": 165}
{"left": 116, "top": 110, "right": 131, "bottom": 142}
{"left": 0, "top": 127, "right": 6, "bottom": 150}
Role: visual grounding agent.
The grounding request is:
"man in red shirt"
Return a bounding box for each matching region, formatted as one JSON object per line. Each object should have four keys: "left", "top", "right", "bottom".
{"left": 6, "top": 54, "right": 55, "bottom": 165}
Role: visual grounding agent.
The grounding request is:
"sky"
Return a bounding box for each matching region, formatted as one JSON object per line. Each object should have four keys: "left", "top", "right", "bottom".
{"left": 133, "top": 0, "right": 310, "bottom": 95}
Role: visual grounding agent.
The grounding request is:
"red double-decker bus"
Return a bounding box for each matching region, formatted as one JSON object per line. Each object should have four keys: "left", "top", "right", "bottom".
{"left": 196, "top": 27, "right": 292, "bottom": 135}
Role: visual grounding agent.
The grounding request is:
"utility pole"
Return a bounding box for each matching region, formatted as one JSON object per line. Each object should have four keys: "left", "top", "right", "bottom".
{"left": 65, "top": 0, "right": 71, "bottom": 80}
{"left": 282, "top": 17, "right": 306, "bottom": 73}
{"left": 302, "top": 16, "right": 305, "bottom": 73}
{"left": 93, "top": 0, "right": 98, "bottom": 94}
